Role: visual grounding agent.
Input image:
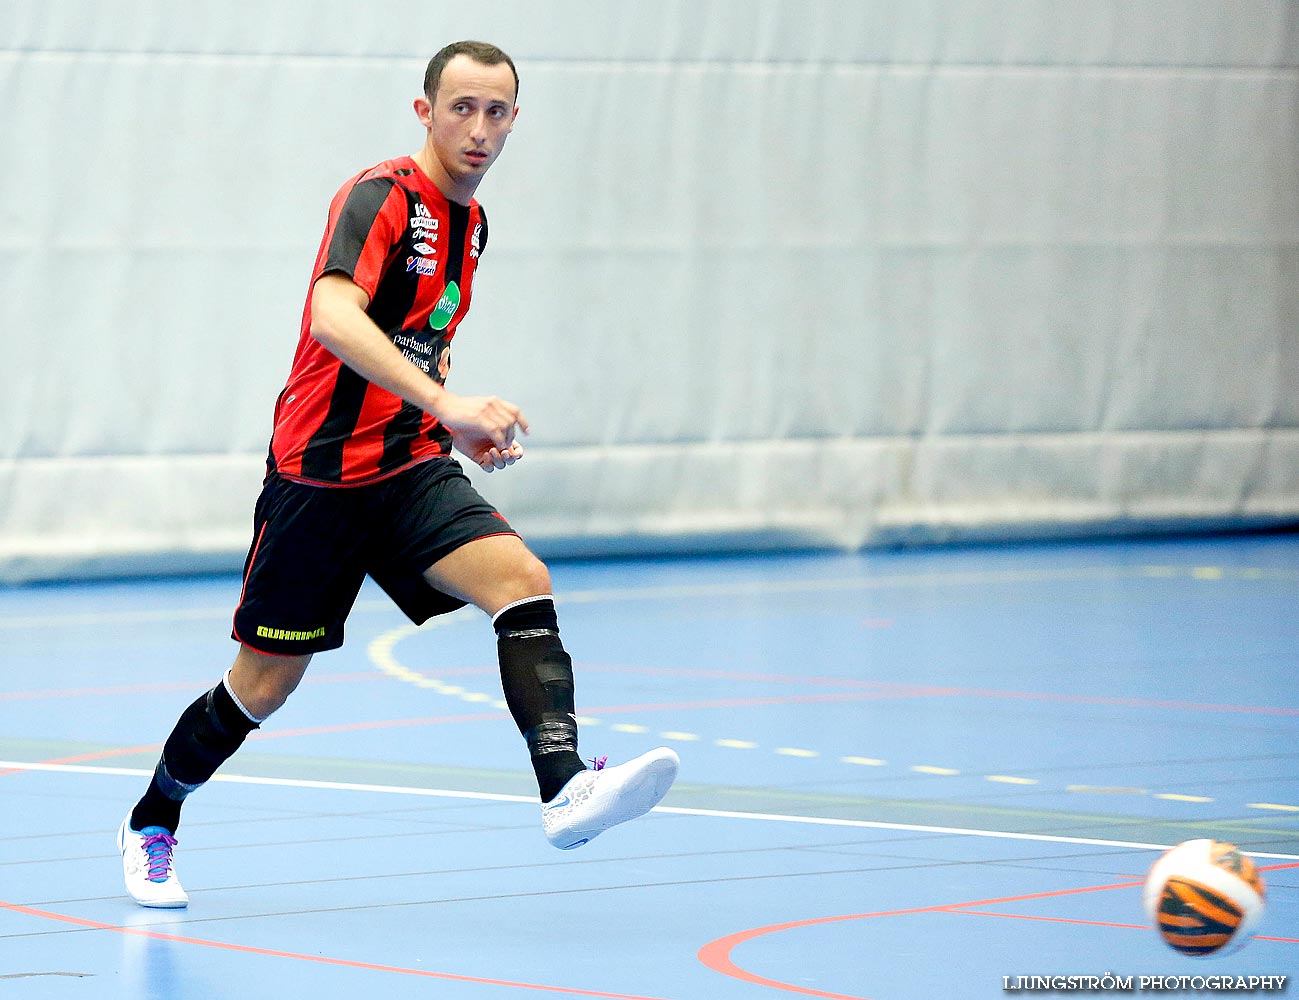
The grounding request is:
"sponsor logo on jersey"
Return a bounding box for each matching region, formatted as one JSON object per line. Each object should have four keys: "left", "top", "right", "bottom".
{"left": 406, "top": 256, "right": 439, "bottom": 277}
{"left": 410, "top": 203, "right": 439, "bottom": 236}
{"left": 413, "top": 240, "right": 438, "bottom": 254}
{"left": 429, "top": 281, "right": 461, "bottom": 331}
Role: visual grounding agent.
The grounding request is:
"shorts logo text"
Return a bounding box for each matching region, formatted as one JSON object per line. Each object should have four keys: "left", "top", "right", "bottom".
{"left": 256, "top": 625, "right": 327, "bottom": 642}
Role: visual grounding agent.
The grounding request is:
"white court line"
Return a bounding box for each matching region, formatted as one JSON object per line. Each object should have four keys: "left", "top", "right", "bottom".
{"left": 4, "top": 760, "right": 1297, "bottom": 861}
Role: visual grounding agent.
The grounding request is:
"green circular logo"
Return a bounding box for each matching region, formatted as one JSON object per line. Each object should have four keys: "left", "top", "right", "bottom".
{"left": 428, "top": 281, "right": 461, "bottom": 331}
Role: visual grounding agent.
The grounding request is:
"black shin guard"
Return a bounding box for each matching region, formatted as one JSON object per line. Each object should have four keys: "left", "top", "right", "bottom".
{"left": 131, "top": 677, "right": 260, "bottom": 832}
{"left": 494, "top": 597, "right": 586, "bottom": 801}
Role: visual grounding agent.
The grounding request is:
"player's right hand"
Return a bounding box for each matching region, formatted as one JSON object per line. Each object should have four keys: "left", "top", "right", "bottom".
{"left": 433, "top": 392, "right": 529, "bottom": 451}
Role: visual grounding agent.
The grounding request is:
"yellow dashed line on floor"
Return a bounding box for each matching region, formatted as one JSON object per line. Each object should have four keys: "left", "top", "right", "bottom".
{"left": 369, "top": 619, "right": 1291, "bottom": 816}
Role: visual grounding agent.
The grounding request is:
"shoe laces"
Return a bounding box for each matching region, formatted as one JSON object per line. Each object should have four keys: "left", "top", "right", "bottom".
{"left": 589, "top": 755, "right": 607, "bottom": 771}
{"left": 141, "top": 831, "right": 179, "bottom": 882}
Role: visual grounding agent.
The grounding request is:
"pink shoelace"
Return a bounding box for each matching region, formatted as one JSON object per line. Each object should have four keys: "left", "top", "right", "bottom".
{"left": 141, "top": 830, "right": 179, "bottom": 882}
{"left": 589, "top": 755, "right": 607, "bottom": 771}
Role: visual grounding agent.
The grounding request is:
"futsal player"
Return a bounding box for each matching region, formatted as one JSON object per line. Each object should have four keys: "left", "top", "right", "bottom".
{"left": 117, "top": 40, "right": 679, "bottom": 908}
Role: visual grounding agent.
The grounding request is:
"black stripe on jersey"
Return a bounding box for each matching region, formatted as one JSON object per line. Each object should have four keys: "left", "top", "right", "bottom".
{"left": 379, "top": 403, "right": 426, "bottom": 474}
{"left": 300, "top": 365, "right": 370, "bottom": 481}
{"left": 300, "top": 178, "right": 404, "bottom": 481}
{"left": 477, "top": 206, "right": 488, "bottom": 256}
{"left": 324, "top": 177, "right": 395, "bottom": 277}
{"left": 372, "top": 188, "right": 428, "bottom": 473}
{"left": 445, "top": 201, "right": 469, "bottom": 285}
{"left": 418, "top": 202, "right": 470, "bottom": 450}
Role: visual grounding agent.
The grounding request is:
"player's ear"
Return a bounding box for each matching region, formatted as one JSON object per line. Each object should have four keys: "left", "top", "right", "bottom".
{"left": 414, "top": 96, "right": 433, "bottom": 128}
{"left": 508, "top": 105, "right": 519, "bottom": 133}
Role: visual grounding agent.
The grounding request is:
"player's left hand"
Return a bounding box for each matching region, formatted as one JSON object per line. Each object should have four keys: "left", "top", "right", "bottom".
{"left": 453, "top": 433, "right": 524, "bottom": 472}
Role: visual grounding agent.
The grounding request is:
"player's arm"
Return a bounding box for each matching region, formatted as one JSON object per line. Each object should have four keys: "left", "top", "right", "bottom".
{"left": 309, "top": 273, "right": 528, "bottom": 453}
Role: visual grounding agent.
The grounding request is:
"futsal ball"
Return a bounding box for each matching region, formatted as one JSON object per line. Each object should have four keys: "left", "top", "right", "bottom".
{"left": 1142, "top": 839, "right": 1265, "bottom": 957}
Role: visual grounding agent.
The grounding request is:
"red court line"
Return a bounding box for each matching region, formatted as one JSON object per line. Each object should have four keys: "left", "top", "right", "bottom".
{"left": 0, "top": 897, "right": 676, "bottom": 999}
{"left": 580, "top": 689, "right": 939, "bottom": 714}
{"left": 0, "top": 687, "right": 896, "bottom": 778}
{"left": 696, "top": 880, "right": 1143, "bottom": 1000}
{"left": 581, "top": 665, "right": 1299, "bottom": 717}
{"left": 5, "top": 664, "right": 1291, "bottom": 719}
{"left": 954, "top": 909, "right": 1299, "bottom": 944}
{"left": 0, "top": 711, "right": 513, "bottom": 777}
{"left": 948, "top": 687, "right": 1299, "bottom": 718}
{"left": 954, "top": 909, "right": 1148, "bottom": 931}
{"left": 0, "top": 671, "right": 387, "bottom": 703}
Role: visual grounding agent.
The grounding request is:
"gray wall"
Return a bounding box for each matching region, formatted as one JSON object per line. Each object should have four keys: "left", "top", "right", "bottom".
{"left": 2, "top": 1, "right": 1297, "bottom": 581}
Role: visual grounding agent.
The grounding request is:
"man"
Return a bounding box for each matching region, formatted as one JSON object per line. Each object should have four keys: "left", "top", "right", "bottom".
{"left": 117, "top": 40, "right": 679, "bottom": 909}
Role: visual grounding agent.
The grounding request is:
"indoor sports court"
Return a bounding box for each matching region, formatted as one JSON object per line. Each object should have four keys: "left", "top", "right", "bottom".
{"left": 2, "top": 2, "right": 1296, "bottom": 998}
{"left": 1, "top": 534, "right": 1296, "bottom": 997}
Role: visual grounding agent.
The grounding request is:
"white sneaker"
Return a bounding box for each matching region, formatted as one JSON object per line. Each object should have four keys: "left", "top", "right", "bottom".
{"left": 541, "top": 748, "right": 679, "bottom": 850}
{"left": 117, "top": 815, "right": 189, "bottom": 908}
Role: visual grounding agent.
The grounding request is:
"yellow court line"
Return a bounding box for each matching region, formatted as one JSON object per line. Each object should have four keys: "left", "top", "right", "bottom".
{"left": 364, "top": 616, "right": 1295, "bottom": 820}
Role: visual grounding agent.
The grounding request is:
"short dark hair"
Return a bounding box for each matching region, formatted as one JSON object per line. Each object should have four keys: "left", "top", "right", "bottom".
{"left": 424, "top": 40, "right": 519, "bottom": 103}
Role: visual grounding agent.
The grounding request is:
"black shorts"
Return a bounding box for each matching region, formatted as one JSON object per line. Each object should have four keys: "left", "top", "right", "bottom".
{"left": 232, "top": 458, "right": 517, "bottom": 656}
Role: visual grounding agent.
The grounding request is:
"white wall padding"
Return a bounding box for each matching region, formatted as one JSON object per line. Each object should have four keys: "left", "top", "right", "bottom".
{"left": 1, "top": 1, "right": 1297, "bottom": 581}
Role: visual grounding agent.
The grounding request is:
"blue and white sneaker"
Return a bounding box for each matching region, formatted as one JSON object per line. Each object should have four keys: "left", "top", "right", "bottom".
{"left": 117, "top": 815, "right": 189, "bottom": 908}
{"left": 541, "top": 748, "right": 679, "bottom": 850}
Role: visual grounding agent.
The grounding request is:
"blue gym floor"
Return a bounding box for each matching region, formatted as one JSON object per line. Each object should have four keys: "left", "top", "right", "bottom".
{"left": 1, "top": 534, "right": 1295, "bottom": 998}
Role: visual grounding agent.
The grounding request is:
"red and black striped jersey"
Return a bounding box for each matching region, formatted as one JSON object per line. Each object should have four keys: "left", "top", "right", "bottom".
{"left": 267, "top": 156, "right": 489, "bottom": 486}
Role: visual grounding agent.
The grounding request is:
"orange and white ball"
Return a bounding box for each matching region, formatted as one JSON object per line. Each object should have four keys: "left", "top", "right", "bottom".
{"left": 1143, "top": 839, "right": 1266, "bottom": 957}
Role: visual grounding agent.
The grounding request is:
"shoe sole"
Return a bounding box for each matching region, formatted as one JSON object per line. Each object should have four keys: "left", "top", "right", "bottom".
{"left": 562, "top": 749, "right": 679, "bottom": 846}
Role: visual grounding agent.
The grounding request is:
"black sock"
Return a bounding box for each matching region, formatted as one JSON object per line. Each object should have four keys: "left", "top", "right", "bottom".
{"left": 493, "top": 597, "right": 586, "bottom": 801}
{"left": 130, "top": 675, "right": 260, "bottom": 833}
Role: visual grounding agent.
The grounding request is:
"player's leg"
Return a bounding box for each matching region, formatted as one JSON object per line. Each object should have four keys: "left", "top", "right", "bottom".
{"left": 127, "top": 649, "right": 303, "bottom": 835}
{"left": 371, "top": 459, "right": 678, "bottom": 848}
{"left": 117, "top": 649, "right": 305, "bottom": 907}
{"left": 118, "top": 473, "right": 367, "bottom": 908}
{"left": 227, "top": 643, "right": 313, "bottom": 718}
{"left": 422, "top": 534, "right": 587, "bottom": 800}
{"left": 423, "top": 534, "right": 679, "bottom": 850}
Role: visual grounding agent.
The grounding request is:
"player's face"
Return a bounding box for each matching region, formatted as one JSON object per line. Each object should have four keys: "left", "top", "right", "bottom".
{"left": 419, "top": 55, "right": 517, "bottom": 198}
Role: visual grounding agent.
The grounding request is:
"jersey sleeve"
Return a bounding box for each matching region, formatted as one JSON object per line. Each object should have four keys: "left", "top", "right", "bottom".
{"left": 320, "top": 177, "right": 406, "bottom": 299}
